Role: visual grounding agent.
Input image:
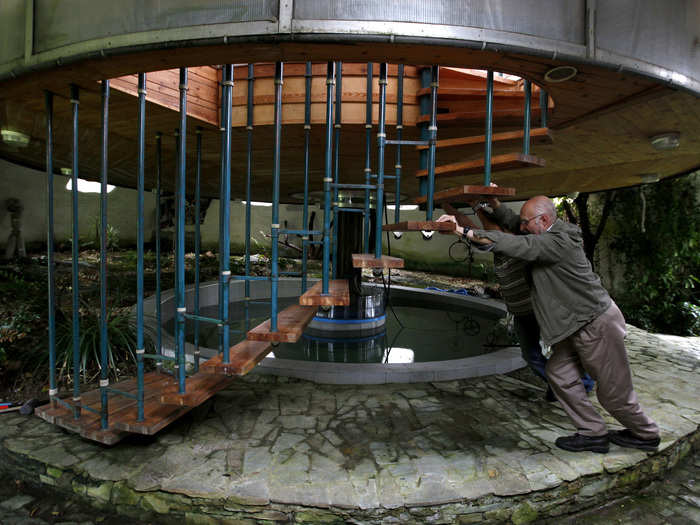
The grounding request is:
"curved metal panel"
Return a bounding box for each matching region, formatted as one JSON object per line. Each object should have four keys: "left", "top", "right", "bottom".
{"left": 0, "top": 0, "right": 25, "bottom": 65}
{"left": 34, "top": 0, "right": 279, "bottom": 53}
{"left": 293, "top": 0, "right": 586, "bottom": 44}
{"left": 597, "top": 0, "right": 700, "bottom": 86}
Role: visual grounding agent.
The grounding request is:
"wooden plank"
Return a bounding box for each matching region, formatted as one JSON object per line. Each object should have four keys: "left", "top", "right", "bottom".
{"left": 200, "top": 340, "right": 273, "bottom": 376}
{"left": 160, "top": 372, "right": 234, "bottom": 407}
{"left": 246, "top": 305, "right": 319, "bottom": 343}
{"left": 299, "top": 279, "right": 350, "bottom": 307}
{"left": 415, "top": 153, "right": 545, "bottom": 178}
{"left": 416, "top": 107, "right": 541, "bottom": 125}
{"left": 416, "top": 128, "right": 553, "bottom": 151}
{"left": 382, "top": 221, "right": 456, "bottom": 232}
{"left": 351, "top": 254, "right": 405, "bottom": 269}
{"left": 414, "top": 185, "right": 517, "bottom": 205}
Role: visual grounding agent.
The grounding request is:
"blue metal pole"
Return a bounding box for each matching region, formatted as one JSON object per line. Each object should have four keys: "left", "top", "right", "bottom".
{"left": 194, "top": 127, "right": 202, "bottom": 371}
{"left": 484, "top": 70, "right": 494, "bottom": 186}
{"left": 69, "top": 84, "right": 81, "bottom": 419}
{"left": 99, "top": 80, "right": 110, "bottom": 429}
{"left": 301, "top": 61, "right": 312, "bottom": 293}
{"left": 363, "top": 63, "right": 373, "bottom": 253}
{"left": 322, "top": 62, "right": 335, "bottom": 293}
{"left": 523, "top": 79, "right": 531, "bottom": 155}
{"left": 540, "top": 89, "right": 548, "bottom": 128}
{"left": 176, "top": 68, "right": 188, "bottom": 393}
{"left": 270, "top": 62, "right": 283, "bottom": 331}
{"left": 221, "top": 65, "right": 233, "bottom": 361}
{"left": 395, "top": 64, "right": 404, "bottom": 224}
{"left": 217, "top": 69, "right": 226, "bottom": 355}
{"left": 136, "top": 73, "right": 146, "bottom": 421}
{"left": 374, "top": 64, "right": 388, "bottom": 259}
{"left": 245, "top": 64, "right": 254, "bottom": 323}
{"left": 155, "top": 132, "right": 162, "bottom": 369}
{"left": 45, "top": 91, "right": 57, "bottom": 406}
{"left": 425, "top": 65, "right": 439, "bottom": 221}
{"left": 332, "top": 61, "right": 342, "bottom": 279}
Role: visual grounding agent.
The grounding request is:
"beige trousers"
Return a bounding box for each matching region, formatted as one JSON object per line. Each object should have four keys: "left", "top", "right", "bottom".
{"left": 545, "top": 302, "right": 659, "bottom": 439}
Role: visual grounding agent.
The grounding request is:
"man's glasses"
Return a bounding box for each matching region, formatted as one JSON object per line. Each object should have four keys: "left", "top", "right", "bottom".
{"left": 520, "top": 213, "right": 544, "bottom": 226}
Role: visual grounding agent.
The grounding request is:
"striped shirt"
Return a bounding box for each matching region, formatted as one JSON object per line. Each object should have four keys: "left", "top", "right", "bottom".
{"left": 493, "top": 253, "right": 532, "bottom": 315}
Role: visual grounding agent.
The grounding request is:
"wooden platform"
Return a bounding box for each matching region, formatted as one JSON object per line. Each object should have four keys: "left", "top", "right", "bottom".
{"left": 299, "top": 279, "right": 350, "bottom": 307}
{"left": 352, "top": 254, "right": 405, "bottom": 269}
{"left": 246, "top": 304, "right": 318, "bottom": 343}
{"left": 382, "top": 221, "right": 456, "bottom": 232}
{"left": 415, "top": 153, "right": 545, "bottom": 179}
{"left": 415, "top": 185, "right": 517, "bottom": 205}
{"left": 416, "top": 128, "right": 552, "bottom": 151}
{"left": 160, "top": 371, "right": 235, "bottom": 406}
{"left": 200, "top": 340, "right": 273, "bottom": 376}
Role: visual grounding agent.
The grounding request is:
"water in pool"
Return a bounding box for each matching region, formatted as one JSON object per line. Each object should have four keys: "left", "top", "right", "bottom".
{"left": 168, "top": 296, "right": 513, "bottom": 364}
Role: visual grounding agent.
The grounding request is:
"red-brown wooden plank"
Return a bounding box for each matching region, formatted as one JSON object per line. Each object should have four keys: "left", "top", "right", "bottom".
{"left": 382, "top": 221, "right": 456, "bottom": 232}
{"left": 351, "top": 254, "right": 405, "bottom": 269}
{"left": 246, "top": 305, "right": 318, "bottom": 343}
{"left": 415, "top": 153, "right": 545, "bottom": 179}
{"left": 160, "top": 372, "right": 234, "bottom": 407}
{"left": 200, "top": 339, "right": 273, "bottom": 376}
{"left": 299, "top": 280, "right": 350, "bottom": 307}
{"left": 416, "top": 128, "right": 553, "bottom": 151}
{"left": 414, "top": 185, "right": 517, "bottom": 205}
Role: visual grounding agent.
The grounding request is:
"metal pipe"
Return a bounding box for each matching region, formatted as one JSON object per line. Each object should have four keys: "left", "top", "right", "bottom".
{"left": 426, "top": 65, "right": 439, "bottom": 221}
{"left": 154, "top": 132, "right": 162, "bottom": 367}
{"left": 99, "top": 80, "right": 110, "bottom": 429}
{"left": 176, "top": 68, "right": 188, "bottom": 393}
{"left": 44, "top": 90, "right": 57, "bottom": 402}
{"left": 484, "top": 70, "right": 494, "bottom": 186}
{"left": 69, "top": 84, "right": 81, "bottom": 419}
{"left": 221, "top": 65, "right": 233, "bottom": 360}
{"left": 322, "top": 61, "right": 335, "bottom": 293}
{"left": 332, "top": 61, "right": 342, "bottom": 279}
{"left": 245, "top": 64, "right": 254, "bottom": 325}
{"left": 523, "top": 79, "right": 531, "bottom": 155}
{"left": 194, "top": 127, "right": 202, "bottom": 371}
{"left": 270, "top": 61, "right": 283, "bottom": 330}
{"left": 374, "top": 63, "right": 388, "bottom": 258}
{"left": 217, "top": 68, "right": 226, "bottom": 356}
{"left": 395, "top": 64, "right": 404, "bottom": 224}
{"left": 301, "top": 61, "right": 311, "bottom": 293}
{"left": 363, "top": 62, "right": 373, "bottom": 253}
{"left": 540, "top": 89, "right": 548, "bottom": 128}
{"left": 135, "top": 73, "right": 146, "bottom": 421}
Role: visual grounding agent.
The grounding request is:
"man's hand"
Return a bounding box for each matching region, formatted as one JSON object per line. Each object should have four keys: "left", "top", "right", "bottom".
{"left": 487, "top": 182, "right": 501, "bottom": 209}
{"left": 436, "top": 214, "right": 464, "bottom": 235}
{"left": 466, "top": 229, "right": 494, "bottom": 245}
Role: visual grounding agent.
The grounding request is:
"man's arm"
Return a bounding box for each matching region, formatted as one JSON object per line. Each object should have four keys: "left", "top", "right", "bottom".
{"left": 467, "top": 227, "right": 564, "bottom": 263}
{"left": 441, "top": 202, "right": 478, "bottom": 229}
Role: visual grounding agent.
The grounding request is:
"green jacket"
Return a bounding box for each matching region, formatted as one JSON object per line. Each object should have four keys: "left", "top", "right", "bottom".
{"left": 475, "top": 213, "right": 611, "bottom": 346}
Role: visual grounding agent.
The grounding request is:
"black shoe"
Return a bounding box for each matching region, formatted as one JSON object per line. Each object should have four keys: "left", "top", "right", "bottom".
{"left": 608, "top": 429, "right": 660, "bottom": 451}
{"left": 545, "top": 387, "right": 557, "bottom": 403}
{"left": 555, "top": 433, "right": 609, "bottom": 453}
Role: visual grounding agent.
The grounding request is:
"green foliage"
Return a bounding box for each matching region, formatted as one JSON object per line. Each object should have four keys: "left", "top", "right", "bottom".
{"left": 609, "top": 174, "right": 700, "bottom": 335}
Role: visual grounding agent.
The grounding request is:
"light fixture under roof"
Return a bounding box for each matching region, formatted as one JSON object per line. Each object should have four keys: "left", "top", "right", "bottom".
{"left": 639, "top": 173, "right": 660, "bottom": 184}
{"left": 1, "top": 129, "right": 30, "bottom": 147}
{"left": 650, "top": 132, "right": 680, "bottom": 150}
{"left": 544, "top": 65, "right": 577, "bottom": 83}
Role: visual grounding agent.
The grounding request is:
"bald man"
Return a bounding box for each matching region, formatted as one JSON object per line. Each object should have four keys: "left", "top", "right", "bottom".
{"left": 440, "top": 196, "right": 659, "bottom": 454}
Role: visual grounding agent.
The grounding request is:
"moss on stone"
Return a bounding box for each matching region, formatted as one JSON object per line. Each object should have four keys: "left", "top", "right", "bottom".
{"left": 511, "top": 501, "right": 539, "bottom": 524}
{"left": 87, "top": 481, "right": 113, "bottom": 503}
{"left": 111, "top": 481, "right": 141, "bottom": 506}
{"left": 46, "top": 466, "right": 63, "bottom": 478}
{"left": 295, "top": 508, "right": 346, "bottom": 524}
{"left": 141, "top": 492, "right": 171, "bottom": 514}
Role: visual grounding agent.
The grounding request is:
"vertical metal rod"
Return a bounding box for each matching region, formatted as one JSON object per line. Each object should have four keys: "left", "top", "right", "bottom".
{"left": 374, "top": 63, "right": 388, "bottom": 258}
{"left": 363, "top": 63, "right": 373, "bottom": 253}
{"left": 194, "top": 127, "right": 202, "bottom": 371}
{"left": 322, "top": 62, "right": 335, "bottom": 293}
{"left": 69, "top": 84, "right": 81, "bottom": 419}
{"left": 426, "top": 65, "right": 439, "bottom": 221}
{"left": 332, "top": 61, "right": 342, "bottom": 279}
{"left": 245, "top": 64, "right": 254, "bottom": 324}
{"left": 176, "top": 68, "right": 188, "bottom": 393}
{"left": 301, "top": 61, "right": 312, "bottom": 293}
{"left": 395, "top": 64, "right": 404, "bottom": 223}
{"left": 135, "top": 73, "right": 146, "bottom": 421}
{"left": 221, "top": 65, "right": 233, "bottom": 360}
{"left": 523, "top": 79, "right": 531, "bottom": 155}
{"left": 217, "top": 69, "right": 226, "bottom": 356}
{"left": 270, "top": 62, "right": 283, "bottom": 330}
{"left": 155, "top": 132, "right": 163, "bottom": 366}
{"left": 99, "top": 80, "right": 110, "bottom": 428}
{"left": 45, "top": 91, "right": 57, "bottom": 403}
{"left": 540, "top": 89, "right": 548, "bottom": 128}
{"left": 484, "top": 70, "right": 494, "bottom": 186}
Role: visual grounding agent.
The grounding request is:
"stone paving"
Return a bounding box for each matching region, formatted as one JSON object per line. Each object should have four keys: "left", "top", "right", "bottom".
{"left": 0, "top": 326, "right": 698, "bottom": 524}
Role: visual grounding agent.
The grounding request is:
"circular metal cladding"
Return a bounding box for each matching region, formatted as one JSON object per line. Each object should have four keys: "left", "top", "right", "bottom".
{"left": 544, "top": 65, "right": 578, "bottom": 83}
{"left": 301, "top": 330, "right": 387, "bottom": 363}
{"left": 308, "top": 287, "right": 386, "bottom": 336}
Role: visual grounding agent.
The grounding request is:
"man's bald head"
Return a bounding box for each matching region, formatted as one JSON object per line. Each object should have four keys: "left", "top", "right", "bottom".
{"left": 520, "top": 196, "right": 557, "bottom": 234}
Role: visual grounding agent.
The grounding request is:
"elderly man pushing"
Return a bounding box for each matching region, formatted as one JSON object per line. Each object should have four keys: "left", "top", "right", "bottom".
{"left": 439, "top": 195, "right": 659, "bottom": 453}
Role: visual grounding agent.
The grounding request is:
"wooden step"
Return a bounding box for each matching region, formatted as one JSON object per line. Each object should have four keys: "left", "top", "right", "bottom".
{"left": 200, "top": 340, "right": 273, "bottom": 376}
{"left": 160, "top": 371, "right": 234, "bottom": 407}
{"left": 415, "top": 185, "right": 517, "bottom": 205}
{"left": 299, "top": 279, "right": 350, "bottom": 307}
{"left": 416, "top": 128, "right": 552, "bottom": 151}
{"left": 247, "top": 304, "right": 318, "bottom": 343}
{"left": 416, "top": 153, "right": 545, "bottom": 179}
{"left": 382, "top": 221, "right": 456, "bottom": 232}
{"left": 416, "top": 87, "right": 538, "bottom": 99}
{"left": 416, "top": 108, "right": 541, "bottom": 126}
{"left": 352, "top": 254, "right": 405, "bottom": 269}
